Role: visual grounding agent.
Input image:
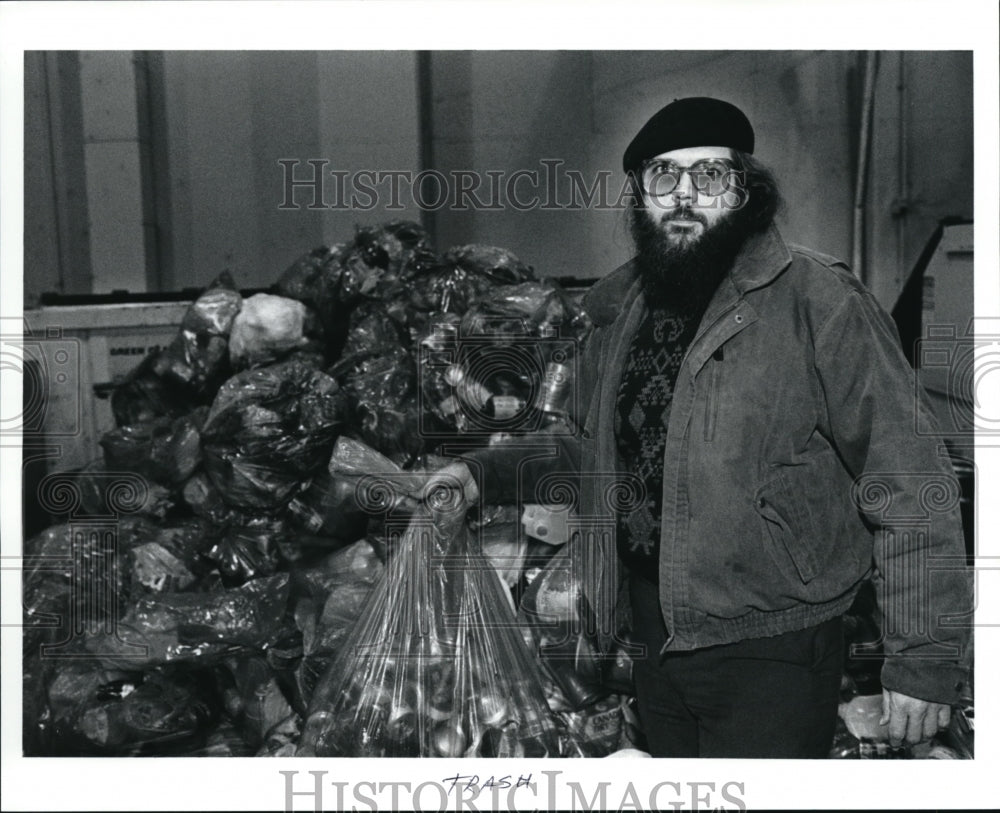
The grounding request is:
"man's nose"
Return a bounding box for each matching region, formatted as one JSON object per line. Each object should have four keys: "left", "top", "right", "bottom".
{"left": 671, "top": 171, "right": 696, "bottom": 203}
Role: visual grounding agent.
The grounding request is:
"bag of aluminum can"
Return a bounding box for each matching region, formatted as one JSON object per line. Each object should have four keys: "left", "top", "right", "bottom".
{"left": 297, "top": 500, "right": 560, "bottom": 757}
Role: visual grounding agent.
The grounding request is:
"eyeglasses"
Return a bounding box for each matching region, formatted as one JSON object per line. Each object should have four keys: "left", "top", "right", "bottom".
{"left": 639, "top": 158, "right": 741, "bottom": 198}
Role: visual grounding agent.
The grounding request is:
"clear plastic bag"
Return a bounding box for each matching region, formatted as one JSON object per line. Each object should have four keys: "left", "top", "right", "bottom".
{"left": 290, "top": 539, "right": 385, "bottom": 706}
{"left": 298, "top": 502, "right": 559, "bottom": 757}
{"left": 517, "top": 546, "right": 610, "bottom": 711}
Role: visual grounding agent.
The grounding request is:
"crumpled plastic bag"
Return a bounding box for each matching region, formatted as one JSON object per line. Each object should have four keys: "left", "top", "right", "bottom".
{"left": 229, "top": 293, "right": 313, "bottom": 368}
{"left": 337, "top": 221, "right": 436, "bottom": 307}
{"left": 109, "top": 353, "right": 194, "bottom": 427}
{"left": 110, "top": 273, "right": 241, "bottom": 424}
{"left": 50, "top": 667, "right": 220, "bottom": 756}
{"left": 201, "top": 360, "right": 347, "bottom": 509}
{"left": 217, "top": 656, "right": 297, "bottom": 750}
{"left": 285, "top": 471, "right": 369, "bottom": 542}
{"left": 273, "top": 245, "right": 346, "bottom": 353}
{"left": 68, "top": 459, "right": 174, "bottom": 520}
{"left": 330, "top": 346, "right": 422, "bottom": 465}
{"left": 182, "top": 471, "right": 239, "bottom": 525}
{"left": 125, "top": 519, "right": 215, "bottom": 595}
{"left": 404, "top": 242, "right": 534, "bottom": 318}
{"left": 461, "top": 280, "right": 591, "bottom": 342}
{"left": 325, "top": 436, "right": 418, "bottom": 516}
{"left": 289, "top": 539, "right": 385, "bottom": 705}
{"left": 444, "top": 244, "right": 536, "bottom": 285}
{"left": 90, "top": 573, "right": 292, "bottom": 669}
{"left": 100, "top": 408, "right": 206, "bottom": 486}
{"left": 517, "top": 546, "right": 610, "bottom": 711}
{"left": 204, "top": 516, "right": 283, "bottom": 587}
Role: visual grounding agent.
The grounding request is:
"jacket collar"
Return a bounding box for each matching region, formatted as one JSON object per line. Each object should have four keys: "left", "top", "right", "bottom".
{"left": 726, "top": 224, "right": 793, "bottom": 295}
{"left": 584, "top": 224, "right": 792, "bottom": 327}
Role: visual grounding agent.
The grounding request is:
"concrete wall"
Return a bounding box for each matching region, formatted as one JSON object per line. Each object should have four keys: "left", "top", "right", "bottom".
{"left": 429, "top": 51, "right": 973, "bottom": 309}
{"left": 159, "top": 51, "right": 421, "bottom": 291}
{"left": 24, "top": 50, "right": 972, "bottom": 311}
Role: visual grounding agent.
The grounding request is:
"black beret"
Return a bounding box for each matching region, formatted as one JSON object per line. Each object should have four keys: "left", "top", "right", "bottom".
{"left": 623, "top": 97, "right": 755, "bottom": 173}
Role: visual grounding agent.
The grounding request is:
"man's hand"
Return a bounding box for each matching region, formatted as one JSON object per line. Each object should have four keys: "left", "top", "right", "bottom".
{"left": 880, "top": 689, "right": 951, "bottom": 747}
{"left": 412, "top": 460, "right": 480, "bottom": 511}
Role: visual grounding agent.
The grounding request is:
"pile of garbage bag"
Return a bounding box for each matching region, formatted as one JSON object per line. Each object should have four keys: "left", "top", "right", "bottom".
{"left": 23, "top": 221, "right": 645, "bottom": 758}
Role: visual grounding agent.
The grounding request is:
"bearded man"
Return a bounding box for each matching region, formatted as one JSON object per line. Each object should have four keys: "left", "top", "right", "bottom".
{"left": 422, "top": 97, "right": 972, "bottom": 758}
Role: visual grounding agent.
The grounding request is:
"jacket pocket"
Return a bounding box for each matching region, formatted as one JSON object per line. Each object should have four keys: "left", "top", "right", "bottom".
{"left": 702, "top": 348, "right": 723, "bottom": 442}
{"left": 754, "top": 470, "right": 821, "bottom": 583}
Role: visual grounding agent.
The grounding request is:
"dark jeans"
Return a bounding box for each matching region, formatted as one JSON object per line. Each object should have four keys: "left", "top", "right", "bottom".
{"left": 628, "top": 574, "right": 843, "bottom": 758}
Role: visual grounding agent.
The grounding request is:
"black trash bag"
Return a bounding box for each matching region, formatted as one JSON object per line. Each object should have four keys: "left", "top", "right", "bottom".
{"left": 337, "top": 221, "right": 436, "bottom": 308}
{"left": 217, "top": 655, "right": 297, "bottom": 750}
{"left": 69, "top": 459, "right": 173, "bottom": 521}
{"left": 330, "top": 345, "right": 423, "bottom": 465}
{"left": 186, "top": 720, "right": 256, "bottom": 756}
{"left": 100, "top": 408, "right": 206, "bottom": 487}
{"left": 22, "top": 650, "right": 55, "bottom": 755}
{"left": 51, "top": 667, "right": 220, "bottom": 756}
{"left": 27, "top": 662, "right": 141, "bottom": 755}
{"left": 125, "top": 518, "right": 216, "bottom": 596}
{"left": 273, "top": 244, "right": 347, "bottom": 351}
{"left": 462, "top": 280, "right": 591, "bottom": 342}
{"left": 406, "top": 243, "right": 535, "bottom": 316}
{"left": 100, "top": 417, "right": 172, "bottom": 474}
{"left": 23, "top": 520, "right": 133, "bottom": 641}
{"left": 157, "top": 272, "right": 243, "bottom": 393}
{"left": 90, "top": 573, "right": 292, "bottom": 669}
{"left": 110, "top": 353, "right": 197, "bottom": 427}
{"left": 285, "top": 470, "right": 369, "bottom": 542}
{"left": 298, "top": 504, "right": 560, "bottom": 758}
{"left": 354, "top": 220, "right": 434, "bottom": 278}
{"left": 182, "top": 471, "right": 239, "bottom": 526}
{"left": 22, "top": 518, "right": 215, "bottom": 662}
{"left": 201, "top": 360, "right": 347, "bottom": 510}
{"left": 204, "top": 516, "right": 283, "bottom": 587}
{"left": 337, "top": 299, "right": 411, "bottom": 362}
{"left": 443, "top": 244, "right": 536, "bottom": 285}
{"left": 408, "top": 263, "right": 499, "bottom": 316}
{"left": 110, "top": 273, "right": 241, "bottom": 425}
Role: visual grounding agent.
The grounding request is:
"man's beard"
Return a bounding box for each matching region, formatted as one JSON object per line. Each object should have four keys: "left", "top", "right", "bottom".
{"left": 629, "top": 200, "right": 758, "bottom": 313}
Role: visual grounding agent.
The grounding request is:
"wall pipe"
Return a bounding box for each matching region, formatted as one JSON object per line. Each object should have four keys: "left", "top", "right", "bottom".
{"left": 852, "top": 51, "right": 879, "bottom": 283}
{"left": 895, "top": 51, "right": 909, "bottom": 290}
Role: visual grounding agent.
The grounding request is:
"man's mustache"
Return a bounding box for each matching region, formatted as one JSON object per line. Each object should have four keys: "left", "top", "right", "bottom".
{"left": 662, "top": 207, "right": 708, "bottom": 227}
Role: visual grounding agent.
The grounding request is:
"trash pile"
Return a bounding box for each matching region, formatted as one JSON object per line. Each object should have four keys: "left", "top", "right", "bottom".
{"left": 23, "top": 220, "right": 643, "bottom": 757}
